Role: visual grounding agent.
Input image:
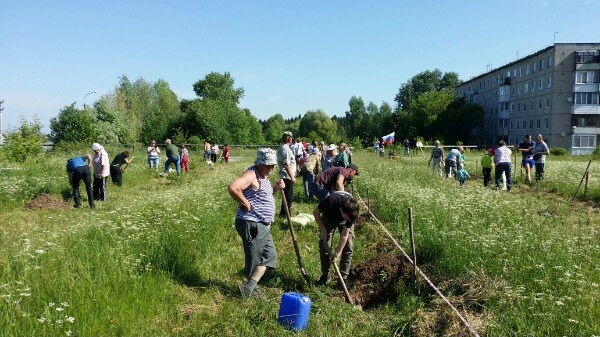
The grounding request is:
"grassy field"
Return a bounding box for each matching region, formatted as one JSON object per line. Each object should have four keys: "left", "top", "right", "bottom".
{"left": 0, "top": 146, "right": 599, "bottom": 336}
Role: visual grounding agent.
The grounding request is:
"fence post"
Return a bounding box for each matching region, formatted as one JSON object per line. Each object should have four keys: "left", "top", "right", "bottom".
{"left": 408, "top": 208, "right": 416, "bottom": 279}
{"left": 584, "top": 171, "right": 589, "bottom": 198}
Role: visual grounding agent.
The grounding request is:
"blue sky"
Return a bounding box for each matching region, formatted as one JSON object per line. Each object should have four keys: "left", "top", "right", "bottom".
{"left": 1, "top": 0, "right": 599, "bottom": 134}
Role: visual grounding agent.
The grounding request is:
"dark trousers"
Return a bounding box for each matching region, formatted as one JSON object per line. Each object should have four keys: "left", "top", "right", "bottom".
{"left": 535, "top": 163, "right": 545, "bottom": 181}
{"left": 93, "top": 176, "right": 108, "bottom": 201}
{"left": 495, "top": 162, "right": 512, "bottom": 191}
{"left": 72, "top": 166, "right": 94, "bottom": 208}
{"left": 482, "top": 167, "right": 492, "bottom": 187}
{"left": 110, "top": 165, "right": 123, "bottom": 186}
{"left": 319, "top": 215, "right": 354, "bottom": 278}
{"left": 280, "top": 178, "right": 293, "bottom": 217}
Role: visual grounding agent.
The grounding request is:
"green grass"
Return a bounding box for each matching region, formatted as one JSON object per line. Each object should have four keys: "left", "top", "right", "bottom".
{"left": 0, "top": 147, "right": 599, "bottom": 336}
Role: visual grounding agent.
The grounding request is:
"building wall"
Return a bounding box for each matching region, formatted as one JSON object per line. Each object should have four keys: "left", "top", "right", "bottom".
{"left": 457, "top": 43, "right": 600, "bottom": 154}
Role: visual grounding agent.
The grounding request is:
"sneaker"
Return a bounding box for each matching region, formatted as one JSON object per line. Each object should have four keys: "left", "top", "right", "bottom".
{"left": 315, "top": 274, "right": 330, "bottom": 287}
{"left": 238, "top": 283, "right": 252, "bottom": 298}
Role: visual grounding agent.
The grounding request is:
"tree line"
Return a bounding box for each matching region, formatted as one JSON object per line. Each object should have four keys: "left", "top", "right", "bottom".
{"left": 2, "top": 69, "right": 484, "bottom": 162}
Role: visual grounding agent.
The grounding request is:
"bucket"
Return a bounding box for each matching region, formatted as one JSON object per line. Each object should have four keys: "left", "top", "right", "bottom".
{"left": 277, "top": 292, "right": 312, "bottom": 332}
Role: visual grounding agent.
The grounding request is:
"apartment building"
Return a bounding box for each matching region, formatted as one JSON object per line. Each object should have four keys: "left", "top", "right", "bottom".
{"left": 456, "top": 43, "right": 600, "bottom": 154}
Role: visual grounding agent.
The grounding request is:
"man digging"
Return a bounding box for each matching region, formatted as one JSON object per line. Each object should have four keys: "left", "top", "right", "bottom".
{"left": 313, "top": 191, "right": 359, "bottom": 287}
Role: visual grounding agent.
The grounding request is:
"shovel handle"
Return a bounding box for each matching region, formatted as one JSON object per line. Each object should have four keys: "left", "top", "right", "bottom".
{"left": 332, "top": 262, "right": 353, "bottom": 305}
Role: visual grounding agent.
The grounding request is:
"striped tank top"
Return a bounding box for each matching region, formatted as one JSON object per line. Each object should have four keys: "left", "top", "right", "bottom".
{"left": 235, "top": 167, "right": 276, "bottom": 223}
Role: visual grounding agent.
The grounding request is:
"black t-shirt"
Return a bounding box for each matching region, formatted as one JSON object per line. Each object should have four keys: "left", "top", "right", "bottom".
{"left": 111, "top": 153, "right": 128, "bottom": 166}
{"left": 519, "top": 140, "right": 534, "bottom": 157}
{"left": 318, "top": 191, "right": 354, "bottom": 229}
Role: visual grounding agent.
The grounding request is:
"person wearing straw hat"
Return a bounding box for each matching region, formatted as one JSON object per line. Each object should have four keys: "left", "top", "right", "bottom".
{"left": 228, "top": 148, "right": 285, "bottom": 298}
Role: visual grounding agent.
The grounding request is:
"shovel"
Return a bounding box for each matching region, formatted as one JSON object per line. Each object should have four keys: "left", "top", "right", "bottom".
{"left": 281, "top": 192, "right": 312, "bottom": 289}
{"left": 332, "top": 261, "right": 353, "bottom": 305}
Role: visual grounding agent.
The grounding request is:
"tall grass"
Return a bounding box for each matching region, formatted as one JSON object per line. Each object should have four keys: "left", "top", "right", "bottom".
{"left": 0, "top": 146, "right": 598, "bottom": 336}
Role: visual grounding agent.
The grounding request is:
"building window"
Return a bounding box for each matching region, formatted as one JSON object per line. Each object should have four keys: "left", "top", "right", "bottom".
{"left": 519, "top": 67, "right": 522, "bottom": 77}
{"left": 526, "top": 65, "right": 530, "bottom": 75}
{"left": 538, "top": 79, "right": 543, "bottom": 90}
{"left": 518, "top": 84, "right": 522, "bottom": 95}
{"left": 572, "top": 135, "right": 597, "bottom": 148}
{"left": 536, "top": 119, "right": 541, "bottom": 128}
{"left": 522, "top": 121, "right": 526, "bottom": 129}
{"left": 524, "top": 102, "right": 527, "bottom": 111}
{"left": 516, "top": 121, "right": 520, "bottom": 129}
{"left": 575, "top": 70, "right": 600, "bottom": 84}
{"left": 545, "top": 118, "right": 549, "bottom": 128}
{"left": 540, "top": 59, "right": 545, "bottom": 69}
{"left": 576, "top": 51, "right": 600, "bottom": 64}
{"left": 574, "top": 92, "right": 600, "bottom": 105}
{"left": 531, "top": 81, "right": 535, "bottom": 92}
{"left": 547, "top": 76, "right": 552, "bottom": 88}
{"left": 530, "top": 101, "right": 534, "bottom": 110}
{"left": 518, "top": 103, "right": 521, "bottom": 112}
{"left": 546, "top": 97, "right": 551, "bottom": 108}
{"left": 533, "top": 62, "right": 537, "bottom": 73}
{"left": 511, "top": 103, "right": 515, "bottom": 112}
{"left": 538, "top": 100, "right": 542, "bottom": 109}
{"left": 524, "top": 82, "right": 529, "bottom": 93}
{"left": 529, "top": 120, "right": 533, "bottom": 129}
{"left": 548, "top": 56, "right": 553, "bottom": 67}
{"left": 572, "top": 116, "right": 597, "bottom": 127}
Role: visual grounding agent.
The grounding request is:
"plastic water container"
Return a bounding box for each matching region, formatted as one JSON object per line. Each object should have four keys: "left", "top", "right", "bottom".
{"left": 277, "top": 292, "right": 312, "bottom": 332}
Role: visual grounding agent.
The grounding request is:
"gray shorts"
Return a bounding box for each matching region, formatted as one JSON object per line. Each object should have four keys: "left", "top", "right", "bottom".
{"left": 235, "top": 218, "right": 277, "bottom": 278}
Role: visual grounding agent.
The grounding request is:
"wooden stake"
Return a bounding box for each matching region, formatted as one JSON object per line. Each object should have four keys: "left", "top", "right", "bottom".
{"left": 408, "top": 208, "right": 416, "bottom": 278}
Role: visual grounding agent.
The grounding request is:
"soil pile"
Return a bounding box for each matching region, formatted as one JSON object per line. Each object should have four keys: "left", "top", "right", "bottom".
{"left": 347, "top": 254, "right": 412, "bottom": 309}
{"left": 26, "top": 193, "right": 72, "bottom": 210}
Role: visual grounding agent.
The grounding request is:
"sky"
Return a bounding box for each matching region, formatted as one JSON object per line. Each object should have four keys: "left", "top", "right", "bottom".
{"left": 2, "top": 0, "right": 600, "bottom": 134}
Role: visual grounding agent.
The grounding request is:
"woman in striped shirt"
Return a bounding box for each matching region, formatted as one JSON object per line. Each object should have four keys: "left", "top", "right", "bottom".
{"left": 228, "top": 148, "right": 285, "bottom": 298}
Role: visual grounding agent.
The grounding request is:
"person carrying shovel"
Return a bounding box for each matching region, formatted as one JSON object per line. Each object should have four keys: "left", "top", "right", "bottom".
{"left": 313, "top": 191, "right": 359, "bottom": 287}
{"left": 228, "top": 148, "right": 285, "bottom": 298}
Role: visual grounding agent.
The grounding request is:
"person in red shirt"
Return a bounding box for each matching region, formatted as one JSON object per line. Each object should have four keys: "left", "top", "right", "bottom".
{"left": 222, "top": 144, "right": 230, "bottom": 163}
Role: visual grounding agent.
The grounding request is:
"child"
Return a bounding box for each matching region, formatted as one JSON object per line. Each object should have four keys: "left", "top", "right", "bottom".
{"left": 180, "top": 144, "right": 189, "bottom": 173}
{"left": 222, "top": 144, "right": 230, "bottom": 163}
{"left": 456, "top": 167, "right": 470, "bottom": 187}
{"left": 481, "top": 148, "right": 494, "bottom": 187}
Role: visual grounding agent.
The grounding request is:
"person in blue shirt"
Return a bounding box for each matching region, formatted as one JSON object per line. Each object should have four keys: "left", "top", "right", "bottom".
{"left": 66, "top": 154, "right": 94, "bottom": 208}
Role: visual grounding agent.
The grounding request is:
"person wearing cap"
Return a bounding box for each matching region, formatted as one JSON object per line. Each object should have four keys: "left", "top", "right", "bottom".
{"left": 91, "top": 143, "right": 110, "bottom": 201}
{"left": 66, "top": 154, "right": 94, "bottom": 208}
{"left": 310, "top": 164, "right": 359, "bottom": 202}
{"left": 228, "top": 148, "right": 285, "bottom": 298}
{"left": 147, "top": 140, "right": 160, "bottom": 169}
{"left": 428, "top": 140, "right": 444, "bottom": 177}
{"left": 313, "top": 191, "right": 359, "bottom": 286}
{"left": 160, "top": 139, "right": 180, "bottom": 177}
{"left": 517, "top": 134, "right": 535, "bottom": 184}
{"left": 277, "top": 131, "right": 296, "bottom": 218}
{"left": 494, "top": 140, "right": 512, "bottom": 191}
{"left": 301, "top": 146, "right": 322, "bottom": 200}
{"left": 481, "top": 148, "right": 494, "bottom": 187}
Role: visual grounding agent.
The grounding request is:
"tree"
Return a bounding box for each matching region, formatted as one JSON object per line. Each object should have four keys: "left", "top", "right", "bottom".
{"left": 394, "top": 69, "right": 461, "bottom": 111}
{"left": 2, "top": 118, "right": 46, "bottom": 162}
{"left": 345, "top": 96, "right": 367, "bottom": 140}
{"left": 262, "top": 114, "right": 285, "bottom": 144}
{"left": 407, "top": 90, "right": 455, "bottom": 140}
{"left": 298, "top": 109, "right": 338, "bottom": 143}
{"left": 433, "top": 97, "right": 484, "bottom": 144}
{"left": 193, "top": 72, "right": 244, "bottom": 104}
{"left": 49, "top": 103, "right": 98, "bottom": 144}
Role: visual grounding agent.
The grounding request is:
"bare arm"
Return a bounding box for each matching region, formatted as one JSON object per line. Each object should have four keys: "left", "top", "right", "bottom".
{"left": 335, "top": 174, "right": 345, "bottom": 191}
{"left": 331, "top": 226, "right": 351, "bottom": 262}
{"left": 228, "top": 170, "right": 257, "bottom": 213}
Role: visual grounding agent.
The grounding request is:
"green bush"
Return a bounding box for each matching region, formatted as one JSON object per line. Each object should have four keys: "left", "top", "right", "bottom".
{"left": 550, "top": 147, "right": 568, "bottom": 156}
{"left": 592, "top": 147, "right": 600, "bottom": 159}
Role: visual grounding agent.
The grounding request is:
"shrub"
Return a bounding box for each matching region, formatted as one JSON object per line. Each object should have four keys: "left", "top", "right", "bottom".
{"left": 1, "top": 118, "right": 45, "bottom": 163}
{"left": 592, "top": 147, "right": 600, "bottom": 159}
{"left": 550, "top": 147, "right": 568, "bottom": 156}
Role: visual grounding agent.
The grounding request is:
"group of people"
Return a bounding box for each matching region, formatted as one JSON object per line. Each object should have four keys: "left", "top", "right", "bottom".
{"left": 65, "top": 143, "right": 133, "bottom": 208}
{"left": 203, "top": 140, "right": 231, "bottom": 164}
{"left": 150, "top": 139, "right": 232, "bottom": 177}
{"left": 228, "top": 132, "right": 361, "bottom": 298}
{"left": 427, "top": 134, "right": 550, "bottom": 190}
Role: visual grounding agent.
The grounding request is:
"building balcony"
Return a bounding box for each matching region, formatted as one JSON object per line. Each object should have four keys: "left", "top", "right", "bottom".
{"left": 573, "top": 83, "right": 600, "bottom": 92}
{"left": 498, "top": 110, "right": 510, "bottom": 119}
{"left": 571, "top": 105, "right": 600, "bottom": 114}
{"left": 572, "top": 126, "right": 600, "bottom": 134}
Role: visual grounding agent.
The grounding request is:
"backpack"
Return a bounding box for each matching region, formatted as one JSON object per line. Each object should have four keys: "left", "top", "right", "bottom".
{"left": 303, "top": 155, "right": 317, "bottom": 173}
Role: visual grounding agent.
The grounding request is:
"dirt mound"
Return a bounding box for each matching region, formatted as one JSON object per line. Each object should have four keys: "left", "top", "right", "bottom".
{"left": 26, "top": 193, "right": 72, "bottom": 210}
{"left": 347, "top": 254, "right": 412, "bottom": 309}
